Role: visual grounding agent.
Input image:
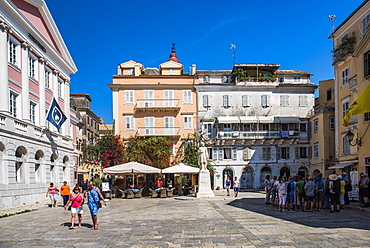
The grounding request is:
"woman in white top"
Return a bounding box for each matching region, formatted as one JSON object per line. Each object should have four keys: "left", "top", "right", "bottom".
{"left": 277, "top": 178, "right": 287, "bottom": 212}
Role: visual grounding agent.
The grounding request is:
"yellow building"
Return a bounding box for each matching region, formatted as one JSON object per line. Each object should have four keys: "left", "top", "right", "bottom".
{"left": 109, "top": 47, "right": 198, "bottom": 167}
{"left": 330, "top": 0, "right": 370, "bottom": 176}
{"left": 309, "top": 79, "right": 335, "bottom": 178}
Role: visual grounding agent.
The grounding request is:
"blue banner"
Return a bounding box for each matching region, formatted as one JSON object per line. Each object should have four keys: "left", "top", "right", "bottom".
{"left": 46, "top": 98, "right": 67, "bottom": 132}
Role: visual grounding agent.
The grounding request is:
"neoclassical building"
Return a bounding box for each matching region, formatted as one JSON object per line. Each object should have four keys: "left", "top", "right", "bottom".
{"left": 0, "top": 0, "right": 77, "bottom": 208}
{"left": 196, "top": 64, "right": 317, "bottom": 189}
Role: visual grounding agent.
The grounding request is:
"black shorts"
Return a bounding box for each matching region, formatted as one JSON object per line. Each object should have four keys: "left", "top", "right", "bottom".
{"left": 304, "top": 195, "right": 315, "bottom": 202}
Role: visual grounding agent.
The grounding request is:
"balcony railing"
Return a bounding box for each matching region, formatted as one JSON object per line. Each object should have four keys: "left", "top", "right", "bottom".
{"left": 216, "top": 130, "right": 299, "bottom": 139}
{"left": 348, "top": 76, "right": 357, "bottom": 91}
{"left": 135, "top": 99, "right": 180, "bottom": 112}
{"left": 136, "top": 127, "right": 181, "bottom": 137}
{"left": 332, "top": 41, "right": 355, "bottom": 64}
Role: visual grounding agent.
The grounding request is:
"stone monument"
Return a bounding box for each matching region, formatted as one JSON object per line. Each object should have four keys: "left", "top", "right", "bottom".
{"left": 197, "top": 142, "right": 214, "bottom": 198}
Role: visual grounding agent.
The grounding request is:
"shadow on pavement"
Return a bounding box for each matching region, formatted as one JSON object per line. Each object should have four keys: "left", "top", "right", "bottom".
{"left": 227, "top": 193, "right": 370, "bottom": 231}
{"left": 60, "top": 222, "right": 93, "bottom": 229}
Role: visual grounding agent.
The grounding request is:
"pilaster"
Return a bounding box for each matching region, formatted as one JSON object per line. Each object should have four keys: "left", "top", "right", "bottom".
{"left": 38, "top": 57, "right": 46, "bottom": 126}
{"left": 21, "top": 42, "right": 31, "bottom": 121}
{"left": 0, "top": 20, "right": 11, "bottom": 113}
{"left": 64, "top": 79, "right": 71, "bottom": 137}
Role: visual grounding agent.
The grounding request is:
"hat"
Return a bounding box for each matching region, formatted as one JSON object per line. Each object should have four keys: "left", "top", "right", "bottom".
{"left": 307, "top": 176, "right": 313, "bottom": 180}
{"left": 363, "top": 173, "right": 368, "bottom": 177}
{"left": 338, "top": 175, "right": 343, "bottom": 179}
{"left": 329, "top": 174, "right": 338, "bottom": 181}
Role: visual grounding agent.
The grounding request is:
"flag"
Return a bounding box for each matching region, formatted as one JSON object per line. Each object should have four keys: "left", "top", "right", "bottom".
{"left": 46, "top": 98, "right": 67, "bottom": 132}
{"left": 343, "top": 84, "right": 370, "bottom": 126}
{"left": 328, "top": 15, "right": 336, "bottom": 22}
{"left": 230, "top": 44, "right": 236, "bottom": 49}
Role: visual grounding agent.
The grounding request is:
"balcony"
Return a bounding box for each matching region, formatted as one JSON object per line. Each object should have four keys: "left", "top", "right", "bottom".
{"left": 332, "top": 35, "right": 356, "bottom": 64}
{"left": 216, "top": 130, "right": 299, "bottom": 139}
{"left": 348, "top": 76, "right": 357, "bottom": 91}
{"left": 135, "top": 99, "right": 180, "bottom": 112}
{"left": 136, "top": 127, "right": 181, "bottom": 137}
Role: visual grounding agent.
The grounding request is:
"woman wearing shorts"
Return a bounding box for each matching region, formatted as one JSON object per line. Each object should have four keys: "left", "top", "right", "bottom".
{"left": 225, "top": 177, "right": 231, "bottom": 196}
{"left": 46, "top": 183, "right": 59, "bottom": 208}
{"left": 64, "top": 187, "right": 84, "bottom": 229}
{"left": 276, "top": 178, "right": 287, "bottom": 212}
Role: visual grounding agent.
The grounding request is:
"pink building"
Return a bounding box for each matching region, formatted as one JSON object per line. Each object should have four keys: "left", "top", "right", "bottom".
{"left": 0, "top": 0, "right": 78, "bottom": 208}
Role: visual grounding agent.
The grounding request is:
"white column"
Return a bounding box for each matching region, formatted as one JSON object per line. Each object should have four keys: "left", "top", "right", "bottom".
{"left": 112, "top": 90, "right": 118, "bottom": 134}
{"left": 38, "top": 58, "right": 46, "bottom": 126}
{"left": 50, "top": 70, "right": 59, "bottom": 132}
{"left": 21, "top": 42, "right": 30, "bottom": 121}
{"left": 64, "top": 79, "right": 71, "bottom": 137}
{"left": 0, "top": 21, "right": 10, "bottom": 113}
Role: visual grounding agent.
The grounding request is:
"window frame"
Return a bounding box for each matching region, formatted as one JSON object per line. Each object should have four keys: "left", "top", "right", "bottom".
{"left": 203, "top": 95, "right": 212, "bottom": 107}
{"left": 9, "top": 90, "right": 18, "bottom": 118}
{"left": 8, "top": 36, "right": 20, "bottom": 66}
{"left": 30, "top": 101, "right": 37, "bottom": 124}
{"left": 330, "top": 117, "right": 335, "bottom": 129}
{"left": 313, "top": 119, "right": 318, "bottom": 133}
{"left": 261, "top": 95, "right": 270, "bottom": 107}
{"left": 124, "top": 90, "right": 134, "bottom": 104}
{"left": 28, "top": 53, "right": 38, "bottom": 79}
{"left": 280, "top": 95, "right": 290, "bottom": 107}
{"left": 242, "top": 95, "right": 251, "bottom": 107}
{"left": 364, "top": 50, "right": 370, "bottom": 78}
{"left": 223, "top": 95, "right": 232, "bottom": 108}
{"left": 182, "top": 90, "right": 192, "bottom": 104}
{"left": 342, "top": 67, "right": 349, "bottom": 86}
{"left": 299, "top": 95, "right": 308, "bottom": 107}
{"left": 313, "top": 143, "right": 319, "bottom": 159}
{"left": 125, "top": 116, "right": 135, "bottom": 130}
{"left": 183, "top": 115, "right": 193, "bottom": 130}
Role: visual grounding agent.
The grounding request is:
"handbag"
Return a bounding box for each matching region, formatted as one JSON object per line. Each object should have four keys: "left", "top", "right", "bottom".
{"left": 90, "top": 188, "right": 102, "bottom": 208}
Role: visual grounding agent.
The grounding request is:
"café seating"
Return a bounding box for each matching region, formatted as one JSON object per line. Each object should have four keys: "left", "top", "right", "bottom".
{"left": 149, "top": 188, "right": 158, "bottom": 198}
{"left": 167, "top": 188, "right": 174, "bottom": 197}
{"left": 134, "top": 188, "right": 143, "bottom": 198}
{"left": 118, "top": 189, "right": 126, "bottom": 199}
{"left": 159, "top": 188, "right": 167, "bottom": 198}
{"left": 126, "top": 189, "right": 135, "bottom": 199}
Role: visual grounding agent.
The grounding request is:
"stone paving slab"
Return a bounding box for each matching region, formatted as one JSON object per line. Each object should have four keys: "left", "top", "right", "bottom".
{"left": 0, "top": 191, "right": 370, "bottom": 247}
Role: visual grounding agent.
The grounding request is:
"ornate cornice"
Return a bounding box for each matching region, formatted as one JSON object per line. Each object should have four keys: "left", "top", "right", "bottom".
{"left": 0, "top": 20, "right": 12, "bottom": 33}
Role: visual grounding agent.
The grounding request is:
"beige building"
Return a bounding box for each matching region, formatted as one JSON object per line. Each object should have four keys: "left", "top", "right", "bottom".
{"left": 109, "top": 48, "right": 198, "bottom": 167}
{"left": 330, "top": 0, "right": 370, "bottom": 176}
{"left": 308, "top": 79, "right": 335, "bottom": 178}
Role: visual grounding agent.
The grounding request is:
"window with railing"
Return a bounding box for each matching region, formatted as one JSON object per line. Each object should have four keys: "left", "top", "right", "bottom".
{"left": 364, "top": 50, "right": 370, "bottom": 78}
{"left": 10, "top": 91, "right": 17, "bottom": 117}
{"left": 30, "top": 101, "right": 36, "bottom": 124}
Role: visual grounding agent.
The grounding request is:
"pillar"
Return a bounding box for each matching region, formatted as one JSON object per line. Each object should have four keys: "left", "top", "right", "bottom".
{"left": 0, "top": 20, "right": 11, "bottom": 113}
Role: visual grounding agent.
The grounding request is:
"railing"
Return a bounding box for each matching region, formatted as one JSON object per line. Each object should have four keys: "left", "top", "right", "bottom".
{"left": 348, "top": 76, "right": 357, "bottom": 91}
{"left": 0, "top": 115, "right": 5, "bottom": 126}
{"left": 136, "top": 127, "right": 181, "bottom": 136}
{"left": 332, "top": 42, "right": 354, "bottom": 64}
{"left": 15, "top": 120, "right": 28, "bottom": 132}
{"left": 135, "top": 99, "right": 180, "bottom": 112}
{"left": 217, "top": 130, "right": 299, "bottom": 139}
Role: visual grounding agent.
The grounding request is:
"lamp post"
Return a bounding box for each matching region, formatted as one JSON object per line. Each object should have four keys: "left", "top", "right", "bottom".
{"left": 345, "top": 130, "right": 362, "bottom": 146}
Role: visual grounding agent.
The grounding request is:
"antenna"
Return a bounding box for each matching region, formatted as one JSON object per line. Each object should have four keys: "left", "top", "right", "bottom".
{"left": 230, "top": 44, "right": 236, "bottom": 65}
{"left": 329, "top": 15, "right": 336, "bottom": 34}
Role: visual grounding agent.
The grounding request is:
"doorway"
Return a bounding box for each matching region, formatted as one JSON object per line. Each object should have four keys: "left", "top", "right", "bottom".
{"left": 241, "top": 166, "right": 254, "bottom": 189}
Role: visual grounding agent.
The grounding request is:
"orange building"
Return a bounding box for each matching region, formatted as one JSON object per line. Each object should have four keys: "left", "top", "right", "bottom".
{"left": 109, "top": 47, "right": 198, "bottom": 166}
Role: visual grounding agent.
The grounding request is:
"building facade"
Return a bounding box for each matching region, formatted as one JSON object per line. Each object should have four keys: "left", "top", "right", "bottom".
{"left": 70, "top": 94, "right": 101, "bottom": 183}
{"left": 308, "top": 79, "right": 335, "bottom": 178}
{"left": 0, "top": 0, "right": 77, "bottom": 208}
{"left": 330, "top": 0, "right": 370, "bottom": 176}
{"left": 196, "top": 64, "right": 317, "bottom": 189}
{"left": 109, "top": 48, "right": 198, "bottom": 167}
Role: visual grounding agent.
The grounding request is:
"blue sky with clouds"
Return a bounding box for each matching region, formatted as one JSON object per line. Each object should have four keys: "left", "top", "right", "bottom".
{"left": 45, "top": 0, "right": 364, "bottom": 123}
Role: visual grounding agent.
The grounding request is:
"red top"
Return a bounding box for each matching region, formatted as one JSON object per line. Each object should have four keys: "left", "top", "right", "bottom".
{"left": 70, "top": 194, "right": 83, "bottom": 208}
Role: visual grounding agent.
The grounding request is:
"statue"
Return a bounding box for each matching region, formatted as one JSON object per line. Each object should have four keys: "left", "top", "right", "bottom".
{"left": 198, "top": 142, "right": 208, "bottom": 170}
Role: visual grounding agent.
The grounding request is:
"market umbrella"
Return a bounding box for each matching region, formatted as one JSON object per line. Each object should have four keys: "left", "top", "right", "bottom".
{"left": 161, "top": 163, "right": 200, "bottom": 174}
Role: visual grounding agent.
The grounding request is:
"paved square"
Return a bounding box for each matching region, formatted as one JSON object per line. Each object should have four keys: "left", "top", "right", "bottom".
{"left": 1, "top": 192, "right": 369, "bottom": 247}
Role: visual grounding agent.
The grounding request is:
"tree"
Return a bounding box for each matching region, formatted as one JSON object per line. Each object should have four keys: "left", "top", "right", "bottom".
{"left": 96, "top": 133, "right": 126, "bottom": 168}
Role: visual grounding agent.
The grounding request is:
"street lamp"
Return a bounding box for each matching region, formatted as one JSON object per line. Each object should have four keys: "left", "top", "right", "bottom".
{"left": 345, "top": 130, "right": 362, "bottom": 146}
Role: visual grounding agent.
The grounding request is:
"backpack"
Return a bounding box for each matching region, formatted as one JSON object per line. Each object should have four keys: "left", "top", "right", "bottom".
{"left": 333, "top": 180, "right": 341, "bottom": 194}
{"left": 287, "top": 182, "right": 293, "bottom": 193}
{"left": 315, "top": 177, "right": 324, "bottom": 190}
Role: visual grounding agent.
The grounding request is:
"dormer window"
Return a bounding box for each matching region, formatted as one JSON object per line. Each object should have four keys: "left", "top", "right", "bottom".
{"left": 294, "top": 77, "right": 301, "bottom": 82}
{"left": 221, "top": 75, "right": 228, "bottom": 84}
{"left": 203, "top": 75, "right": 210, "bottom": 83}
{"left": 128, "top": 68, "right": 134, "bottom": 75}
{"left": 278, "top": 77, "right": 284, "bottom": 83}
{"left": 168, "top": 68, "right": 174, "bottom": 75}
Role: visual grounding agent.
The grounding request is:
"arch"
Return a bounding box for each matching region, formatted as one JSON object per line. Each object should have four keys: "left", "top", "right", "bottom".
{"left": 312, "top": 169, "right": 321, "bottom": 178}
{"left": 50, "top": 153, "right": 58, "bottom": 163}
{"left": 223, "top": 167, "right": 234, "bottom": 188}
{"left": 63, "top": 155, "right": 69, "bottom": 164}
{"left": 15, "top": 146, "right": 27, "bottom": 158}
{"left": 280, "top": 166, "right": 291, "bottom": 178}
{"left": 0, "top": 142, "right": 5, "bottom": 153}
{"left": 241, "top": 166, "right": 254, "bottom": 189}
{"left": 298, "top": 166, "right": 308, "bottom": 178}
{"left": 35, "top": 150, "right": 44, "bottom": 160}
{"left": 260, "top": 166, "right": 272, "bottom": 189}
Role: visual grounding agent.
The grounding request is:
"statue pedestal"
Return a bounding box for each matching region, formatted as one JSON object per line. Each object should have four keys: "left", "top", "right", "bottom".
{"left": 197, "top": 169, "right": 214, "bottom": 198}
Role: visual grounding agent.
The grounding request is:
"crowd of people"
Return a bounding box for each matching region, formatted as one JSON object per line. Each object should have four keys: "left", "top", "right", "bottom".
{"left": 263, "top": 172, "right": 370, "bottom": 213}
{"left": 46, "top": 180, "right": 106, "bottom": 230}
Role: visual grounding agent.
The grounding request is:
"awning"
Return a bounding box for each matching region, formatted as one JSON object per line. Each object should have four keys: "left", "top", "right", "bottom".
{"left": 240, "top": 116, "right": 258, "bottom": 123}
{"left": 217, "top": 116, "right": 240, "bottom": 123}
{"left": 257, "top": 116, "right": 274, "bottom": 123}
{"left": 275, "top": 117, "right": 300, "bottom": 123}
{"left": 328, "top": 163, "right": 353, "bottom": 169}
{"left": 77, "top": 168, "right": 89, "bottom": 174}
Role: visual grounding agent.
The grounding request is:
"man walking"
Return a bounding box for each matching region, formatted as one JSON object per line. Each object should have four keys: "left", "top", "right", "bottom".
{"left": 233, "top": 177, "right": 240, "bottom": 197}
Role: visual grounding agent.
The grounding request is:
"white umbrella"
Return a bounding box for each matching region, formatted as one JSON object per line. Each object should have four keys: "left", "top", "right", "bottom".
{"left": 103, "top": 161, "right": 161, "bottom": 174}
{"left": 162, "top": 163, "right": 200, "bottom": 174}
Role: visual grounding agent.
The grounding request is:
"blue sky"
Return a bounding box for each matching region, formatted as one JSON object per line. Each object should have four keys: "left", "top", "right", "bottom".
{"left": 46, "top": 0, "right": 364, "bottom": 124}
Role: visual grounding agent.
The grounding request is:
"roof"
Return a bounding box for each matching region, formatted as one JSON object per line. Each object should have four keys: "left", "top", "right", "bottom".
{"left": 70, "top": 94, "right": 92, "bottom": 102}
{"left": 275, "top": 70, "right": 313, "bottom": 76}
{"left": 143, "top": 68, "right": 160, "bottom": 75}
{"left": 330, "top": 0, "right": 369, "bottom": 37}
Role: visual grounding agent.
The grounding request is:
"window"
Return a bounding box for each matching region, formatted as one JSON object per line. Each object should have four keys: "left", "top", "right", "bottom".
{"left": 50, "top": 165, "right": 54, "bottom": 182}
{"left": 314, "top": 119, "right": 318, "bottom": 133}
{"left": 10, "top": 91, "right": 18, "bottom": 117}
{"left": 259, "top": 123, "right": 268, "bottom": 131}
{"left": 294, "top": 77, "right": 301, "bottom": 82}
{"left": 300, "top": 123, "right": 307, "bottom": 132}
{"left": 262, "top": 147, "right": 271, "bottom": 160}
{"left": 299, "top": 95, "right": 308, "bottom": 107}
{"left": 242, "top": 95, "right": 251, "bottom": 107}
{"left": 35, "top": 164, "right": 41, "bottom": 183}
{"left": 45, "top": 69, "right": 51, "bottom": 89}
{"left": 45, "top": 109, "right": 50, "bottom": 129}
{"left": 364, "top": 50, "right": 370, "bottom": 78}
{"left": 203, "top": 95, "right": 212, "bottom": 107}
{"left": 343, "top": 135, "right": 350, "bottom": 155}
{"left": 212, "top": 148, "right": 218, "bottom": 160}
{"left": 182, "top": 90, "right": 192, "bottom": 104}
{"left": 314, "top": 143, "right": 319, "bottom": 158}
{"left": 221, "top": 75, "right": 228, "bottom": 83}
{"left": 28, "top": 55, "right": 37, "bottom": 79}
{"left": 278, "top": 77, "right": 284, "bottom": 83}
{"left": 203, "top": 75, "right": 210, "bottom": 83}
{"left": 364, "top": 112, "right": 370, "bottom": 122}
{"left": 342, "top": 67, "right": 349, "bottom": 85}
{"left": 183, "top": 115, "right": 192, "bottom": 130}
{"left": 127, "top": 68, "right": 134, "bottom": 75}
{"left": 261, "top": 95, "right": 270, "bottom": 107}
{"left": 218, "top": 149, "right": 224, "bottom": 161}
{"left": 58, "top": 80, "right": 63, "bottom": 98}
{"left": 30, "top": 102, "right": 36, "bottom": 124}
{"left": 125, "top": 116, "right": 134, "bottom": 130}
{"left": 299, "top": 147, "right": 308, "bottom": 158}
{"left": 280, "top": 95, "right": 289, "bottom": 107}
{"left": 342, "top": 99, "right": 350, "bottom": 118}
{"left": 164, "top": 90, "right": 174, "bottom": 107}
{"left": 144, "top": 116, "right": 154, "bottom": 135}
{"left": 362, "top": 13, "right": 370, "bottom": 36}
{"left": 223, "top": 148, "right": 232, "bottom": 159}
{"left": 164, "top": 116, "right": 174, "bottom": 135}
{"left": 124, "top": 90, "right": 134, "bottom": 104}
{"left": 243, "top": 147, "right": 252, "bottom": 160}
{"left": 144, "top": 90, "right": 154, "bottom": 107}
{"left": 327, "top": 89, "right": 332, "bottom": 101}
{"left": 330, "top": 117, "right": 335, "bottom": 129}
{"left": 8, "top": 38, "right": 19, "bottom": 65}
{"left": 85, "top": 100, "right": 90, "bottom": 109}
{"left": 223, "top": 95, "right": 232, "bottom": 107}
{"left": 168, "top": 68, "right": 174, "bottom": 75}
{"left": 281, "top": 147, "right": 290, "bottom": 159}
{"left": 16, "top": 162, "right": 22, "bottom": 183}
{"left": 232, "top": 148, "right": 237, "bottom": 160}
